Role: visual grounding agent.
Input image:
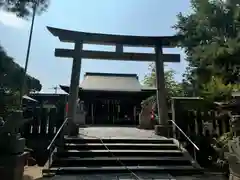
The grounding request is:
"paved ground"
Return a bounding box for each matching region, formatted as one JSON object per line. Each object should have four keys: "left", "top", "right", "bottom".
{"left": 78, "top": 126, "right": 166, "bottom": 139}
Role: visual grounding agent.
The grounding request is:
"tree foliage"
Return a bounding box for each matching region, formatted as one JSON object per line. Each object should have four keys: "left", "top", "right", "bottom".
{"left": 201, "top": 76, "right": 240, "bottom": 102}
{"left": 143, "top": 63, "right": 184, "bottom": 99}
{"left": 0, "top": 0, "right": 47, "bottom": 117}
{"left": 0, "top": 45, "right": 41, "bottom": 116}
{"left": 0, "top": 45, "right": 41, "bottom": 92}
{"left": 173, "top": 0, "right": 240, "bottom": 101}
{"left": 0, "top": 90, "right": 20, "bottom": 118}
{"left": 0, "top": 0, "right": 50, "bottom": 18}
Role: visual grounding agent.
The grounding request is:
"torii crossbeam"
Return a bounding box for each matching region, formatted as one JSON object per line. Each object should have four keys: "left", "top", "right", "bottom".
{"left": 47, "top": 26, "right": 181, "bottom": 136}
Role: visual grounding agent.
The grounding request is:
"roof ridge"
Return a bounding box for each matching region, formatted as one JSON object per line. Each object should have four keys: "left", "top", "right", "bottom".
{"left": 84, "top": 72, "right": 138, "bottom": 79}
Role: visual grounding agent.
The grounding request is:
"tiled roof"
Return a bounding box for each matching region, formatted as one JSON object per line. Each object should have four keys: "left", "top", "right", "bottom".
{"left": 80, "top": 72, "right": 143, "bottom": 92}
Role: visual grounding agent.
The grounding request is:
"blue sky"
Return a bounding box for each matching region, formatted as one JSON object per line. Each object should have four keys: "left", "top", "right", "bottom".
{"left": 0, "top": 0, "right": 192, "bottom": 93}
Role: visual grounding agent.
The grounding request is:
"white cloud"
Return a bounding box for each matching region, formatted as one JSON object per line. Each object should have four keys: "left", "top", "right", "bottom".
{"left": 0, "top": 11, "right": 27, "bottom": 29}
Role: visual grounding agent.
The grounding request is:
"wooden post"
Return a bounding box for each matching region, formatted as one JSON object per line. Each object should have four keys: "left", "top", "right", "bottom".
{"left": 171, "top": 98, "right": 176, "bottom": 138}
{"left": 67, "top": 42, "right": 83, "bottom": 136}
{"left": 113, "top": 103, "right": 115, "bottom": 125}
{"left": 215, "top": 111, "right": 220, "bottom": 136}
{"left": 91, "top": 103, "right": 94, "bottom": 124}
{"left": 107, "top": 100, "right": 110, "bottom": 122}
{"left": 133, "top": 106, "right": 136, "bottom": 122}
{"left": 194, "top": 112, "right": 199, "bottom": 136}
{"left": 154, "top": 46, "right": 169, "bottom": 136}
{"left": 116, "top": 44, "right": 123, "bottom": 53}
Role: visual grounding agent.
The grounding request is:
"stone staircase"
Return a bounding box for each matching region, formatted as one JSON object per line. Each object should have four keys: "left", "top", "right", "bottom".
{"left": 42, "top": 136, "right": 204, "bottom": 177}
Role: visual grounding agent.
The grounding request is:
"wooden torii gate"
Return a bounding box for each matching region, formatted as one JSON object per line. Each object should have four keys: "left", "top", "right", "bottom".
{"left": 47, "top": 26, "right": 180, "bottom": 136}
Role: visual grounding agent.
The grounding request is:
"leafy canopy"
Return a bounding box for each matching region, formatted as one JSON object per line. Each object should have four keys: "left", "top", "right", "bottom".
{"left": 143, "top": 63, "right": 184, "bottom": 99}
{"left": 0, "top": 45, "right": 42, "bottom": 92}
{"left": 201, "top": 76, "right": 240, "bottom": 102}
{"left": 0, "top": 0, "right": 50, "bottom": 18}
{"left": 174, "top": 0, "right": 240, "bottom": 87}
{"left": 0, "top": 45, "right": 41, "bottom": 116}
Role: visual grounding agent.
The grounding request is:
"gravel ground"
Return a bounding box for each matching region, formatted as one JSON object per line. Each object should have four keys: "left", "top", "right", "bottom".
{"left": 23, "top": 166, "right": 43, "bottom": 180}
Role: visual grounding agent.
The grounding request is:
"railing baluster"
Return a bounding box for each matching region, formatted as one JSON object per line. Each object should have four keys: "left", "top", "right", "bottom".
{"left": 46, "top": 117, "right": 68, "bottom": 174}
{"left": 169, "top": 120, "right": 200, "bottom": 161}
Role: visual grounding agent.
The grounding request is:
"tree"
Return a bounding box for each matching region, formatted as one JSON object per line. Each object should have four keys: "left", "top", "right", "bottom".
{"left": 0, "top": 45, "right": 41, "bottom": 117}
{"left": 0, "top": 89, "right": 20, "bottom": 118}
{"left": 0, "top": 0, "right": 50, "bottom": 18}
{"left": 0, "top": 0, "right": 47, "bottom": 115}
{"left": 174, "top": 0, "right": 240, "bottom": 92}
{"left": 0, "top": 45, "right": 42, "bottom": 92}
{"left": 142, "top": 63, "right": 184, "bottom": 108}
{"left": 201, "top": 76, "right": 240, "bottom": 102}
{"left": 143, "top": 63, "right": 184, "bottom": 98}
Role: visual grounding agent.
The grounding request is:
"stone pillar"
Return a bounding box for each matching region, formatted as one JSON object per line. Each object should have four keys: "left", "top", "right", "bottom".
{"left": 154, "top": 46, "right": 169, "bottom": 136}
{"left": 231, "top": 115, "right": 240, "bottom": 137}
{"left": 0, "top": 152, "right": 29, "bottom": 180}
{"left": 228, "top": 115, "right": 240, "bottom": 180}
{"left": 0, "top": 111, "right": 29, "bottom": 180}
{"left": 67, "top": 42, "right": 83, "bottom": 136}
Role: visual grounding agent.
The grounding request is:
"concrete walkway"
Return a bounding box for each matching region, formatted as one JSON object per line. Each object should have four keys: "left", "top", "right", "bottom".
{"left": 78, "top": 126, "right": 166, "bottom": 139}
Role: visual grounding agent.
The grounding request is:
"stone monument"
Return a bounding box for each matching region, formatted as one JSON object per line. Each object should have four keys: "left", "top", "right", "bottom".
{"left": 138, "top": 101, "right": 155, "bottom": 129}
{"left": 75, "top": 100, "right": 86, "bottom": 126}
{"left": 0, "top": 111, "right": 30, "bottom": 180}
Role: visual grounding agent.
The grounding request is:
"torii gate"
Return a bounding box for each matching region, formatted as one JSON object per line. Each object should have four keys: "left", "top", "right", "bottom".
{"left": 47, "top": 26, "right": 180, "bottom": 136}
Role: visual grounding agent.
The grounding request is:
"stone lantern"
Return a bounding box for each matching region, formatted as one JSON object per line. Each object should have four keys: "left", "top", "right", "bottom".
{"left": 0, "top": 110, "right": 30, "bottom": 180}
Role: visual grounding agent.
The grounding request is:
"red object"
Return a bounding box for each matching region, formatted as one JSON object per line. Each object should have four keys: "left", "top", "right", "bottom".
{"left": 150, "top": 109, "right": 155, "bottom": 120}
{"left": 151, "top": 114, "right": 154, "bottom": 120}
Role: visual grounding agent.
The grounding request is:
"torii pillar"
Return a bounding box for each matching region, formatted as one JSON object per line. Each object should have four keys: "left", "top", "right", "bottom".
{"left": 154, "top": 45, "right": 169, "bottom": 136}
{"left": 67, "top": 42, "right": 83, "bottom": 136}
{"left": 47, "top": 26, "right": 180, "bottom": 137}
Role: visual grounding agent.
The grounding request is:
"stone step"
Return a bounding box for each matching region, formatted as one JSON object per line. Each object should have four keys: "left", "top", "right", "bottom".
{"left": 55, "top": 149, "right": 184, "bottom": 158}
{"left": 43, "top": 165, "right": 203, "bottom": 176}
{"left": 52, "top": 156, "right": 192, "bottom": 167}
{"left": 64, "top": 143, "right": 179, "bottom": 150}
{"left": 46, "top": 136, "right": 203, "bottom": 177}
{"left": 64, "top": 137, "right": 174, "bottom": 144}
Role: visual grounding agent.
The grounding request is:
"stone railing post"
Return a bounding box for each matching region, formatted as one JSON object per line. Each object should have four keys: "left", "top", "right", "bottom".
{"left": 227, "top": 115, "right": 240, "bottom": 180}
{"left": 0, "top": 111, "right": 29, "bottom": 180}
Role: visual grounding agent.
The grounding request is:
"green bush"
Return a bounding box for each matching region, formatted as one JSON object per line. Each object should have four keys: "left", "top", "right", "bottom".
{"left": 211, "top": 132, "right": 233, "bottom": 170}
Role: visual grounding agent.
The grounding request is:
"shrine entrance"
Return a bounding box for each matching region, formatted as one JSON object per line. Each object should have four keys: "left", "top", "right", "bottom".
{"left": 47, "top": 26, "right": 181, "bottom": 136}
{"left": 94, "top": 99, "right": 120, "bottom": 125}
{"left": 89, "top": 99, "right": 137, "bottom": 125}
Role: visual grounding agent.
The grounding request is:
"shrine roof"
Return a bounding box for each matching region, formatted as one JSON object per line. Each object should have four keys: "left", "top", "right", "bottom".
{"left": 60, "top": 72, "right": 156, "bottom": 93}
{"left": 47, "top": 26, "right": 181, "bottom": 47}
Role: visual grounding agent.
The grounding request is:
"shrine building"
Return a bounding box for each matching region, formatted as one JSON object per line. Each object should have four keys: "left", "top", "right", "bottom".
{"left": 60, "top": 72, "right": 156, "bottom": 125}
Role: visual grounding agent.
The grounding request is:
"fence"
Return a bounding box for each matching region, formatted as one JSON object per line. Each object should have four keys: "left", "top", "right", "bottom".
{"left": 174, "top": 110, "right": 230, "bottom": 139}
{"left": 172, "top": 98, "right": 231, "bottom": 139}
{"left": 21, "top": 94, "right": 67, "bottom": 166}
{"left": 22, "top": 106, "right": 65, "bottom": 138}
{"left": 171, "top": 98, "right": 233, "bottom": 167}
